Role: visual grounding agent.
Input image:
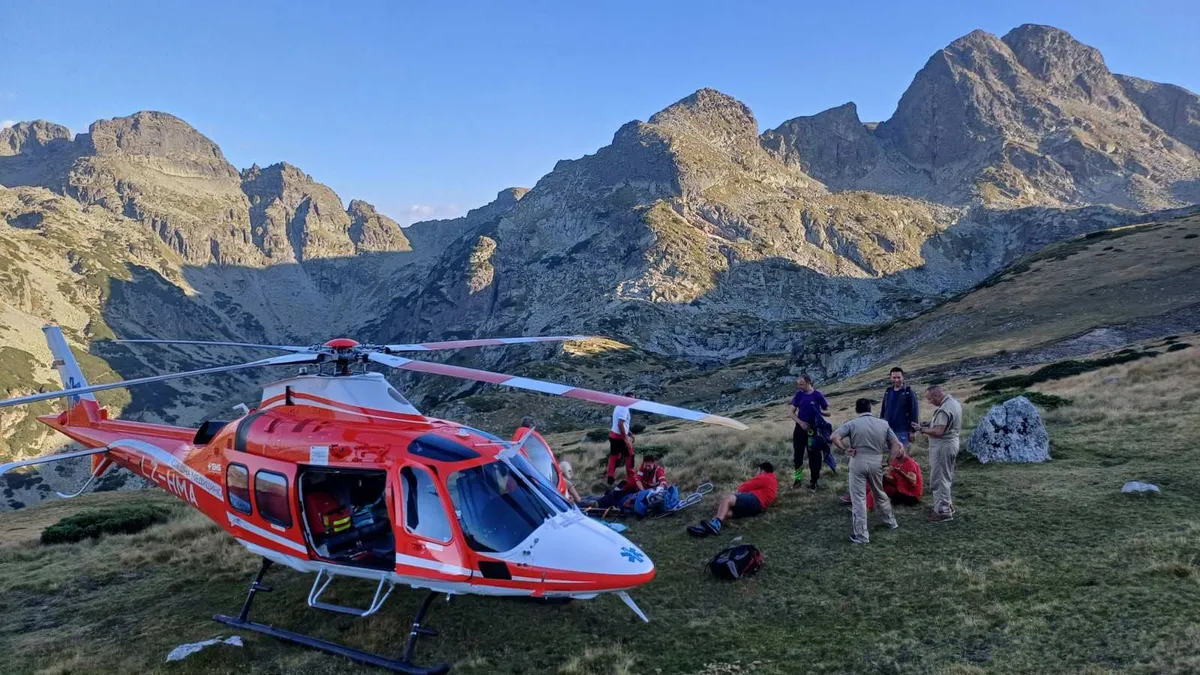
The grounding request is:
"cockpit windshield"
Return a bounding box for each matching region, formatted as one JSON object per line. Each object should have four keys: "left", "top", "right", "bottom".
{"left": 446, "top": 456, "right": 569, "bottom": 553}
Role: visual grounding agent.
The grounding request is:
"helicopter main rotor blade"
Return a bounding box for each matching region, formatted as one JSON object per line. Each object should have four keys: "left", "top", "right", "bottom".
{"left": 382, "top": 335, "right": 590, "bottom": 352}
{"left": 0, "top": 353, "right": 319, "bottom": 410}
{"left": 368, "top": 353, "right": 746, "bottom": 430}
{"left": 116, "top": 339, "right": 314, "bottom": 353}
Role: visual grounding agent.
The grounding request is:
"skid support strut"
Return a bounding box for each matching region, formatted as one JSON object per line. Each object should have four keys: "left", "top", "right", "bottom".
{"left": 214, "top": 558, "right": 450, "bottom": 675}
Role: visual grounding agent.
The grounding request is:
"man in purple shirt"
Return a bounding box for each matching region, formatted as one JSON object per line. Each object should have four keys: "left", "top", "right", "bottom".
{"left": 790, "top": 373, "right": 831, "bottom": 490}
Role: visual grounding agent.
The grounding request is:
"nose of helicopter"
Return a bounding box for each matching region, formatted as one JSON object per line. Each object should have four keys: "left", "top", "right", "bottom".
{"left": 523, "top": 514, "right": 654, "bottom": 589}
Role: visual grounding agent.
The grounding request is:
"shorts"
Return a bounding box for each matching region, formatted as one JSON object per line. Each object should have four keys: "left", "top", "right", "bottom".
{"left": 731, "top": 492, "right": 764, "bottom": 519}
{"left": 609, "top": 437, "right": 629, "bottom": 456}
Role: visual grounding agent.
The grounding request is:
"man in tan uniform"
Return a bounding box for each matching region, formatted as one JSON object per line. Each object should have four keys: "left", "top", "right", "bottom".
{"left": 913, "top": 385, "right": 963, "bottom": 522}
{"left": 831, "top": 398, "right": 904, "bottom": 544}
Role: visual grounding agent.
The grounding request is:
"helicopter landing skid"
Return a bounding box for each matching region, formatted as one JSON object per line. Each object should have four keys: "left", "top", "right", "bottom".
{"left": 214, "top": 559, "right": 451, "bottom": 675}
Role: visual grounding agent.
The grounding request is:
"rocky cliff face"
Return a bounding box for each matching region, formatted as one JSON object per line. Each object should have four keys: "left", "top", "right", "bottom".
{"left": 765, "top": 25, "right": 1200, "bottom": 211}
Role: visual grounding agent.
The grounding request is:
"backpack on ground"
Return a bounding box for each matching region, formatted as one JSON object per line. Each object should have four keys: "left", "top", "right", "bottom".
{"left": 705, "top": 544, "right": 764, "bottom": 580}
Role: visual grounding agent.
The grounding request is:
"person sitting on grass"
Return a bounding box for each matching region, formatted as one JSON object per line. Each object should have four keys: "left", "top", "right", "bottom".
{"left": 634, "top": 453, "right": 668, "bottom": 491}
{"left": 688, "top": 462, "right": 777, "bottom": 537}
{"left": 840, "top": 449, "right": 923, "bottom": 509}
{"left": 558, "top": 460, "right": 583, "bottom": 504}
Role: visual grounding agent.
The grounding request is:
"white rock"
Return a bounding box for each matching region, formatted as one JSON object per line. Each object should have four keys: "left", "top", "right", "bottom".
{"left": 1121, "top": 481, "right": 1160, "bottom": 494}
{"left": 967, "top": 396, "right": 1051, "bottom": 463}
{"left": 166, "top": 636, "right": 243, "bottom": 662}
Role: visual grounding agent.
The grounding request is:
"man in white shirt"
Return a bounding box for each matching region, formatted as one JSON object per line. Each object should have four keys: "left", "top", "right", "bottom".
{"left": 606, "top": 394, "right": 636, "bottom": 486}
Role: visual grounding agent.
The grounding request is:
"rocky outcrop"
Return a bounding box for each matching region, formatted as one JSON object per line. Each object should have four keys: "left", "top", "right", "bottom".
{"left": 760, "top": 103, "right": 880, "bottom": 188}
{"left": 967, "top": 396, "right": 1051, "bottom": 463}
{"left": 1117, "top": 75, "right": 1200, "bottom": 154}
{"left": 347, "top": 199, "right": 411, "bottom": 253}
{"left": 766, "top": 25, "right": 1200, "bottom": 210}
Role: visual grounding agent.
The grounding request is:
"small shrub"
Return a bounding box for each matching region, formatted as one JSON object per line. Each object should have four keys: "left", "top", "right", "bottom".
{"left": 967, "top": 390, "right": 1073, "bottom": 410}
{"left": 1166, "top": 343, "right": 1190, "bottom": 353}
{"left": 41, "top": 504, "right": 171, "bottom": 545}
{"left": 981, "top": 350, "right": 1157, "bottom": 392}
{"left": 585, "top": 429, "right": 610, "bottom": 442}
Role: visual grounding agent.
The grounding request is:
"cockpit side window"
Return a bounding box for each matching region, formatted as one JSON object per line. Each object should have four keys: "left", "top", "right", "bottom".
{"left": 521, "top": 433, "right": 559, "bottom": 486}
{"left": 399, "top": 466, "right": 453, "bottom": 543}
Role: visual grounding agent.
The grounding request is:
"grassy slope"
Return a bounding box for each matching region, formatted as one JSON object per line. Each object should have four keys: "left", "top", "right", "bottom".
{"left": 884, "top": 213, "right": 1200, "bottom": 373}
{"left": 2, "top": 340, "right": 1198, "bottom": 675}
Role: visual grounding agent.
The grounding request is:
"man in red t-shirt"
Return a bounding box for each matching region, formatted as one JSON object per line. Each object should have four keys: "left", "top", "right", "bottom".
{"left": 688, "top": 462, "right": 777, "bottom": 536}
{"left": 842, "top": 450, "right": 924, "bottom": 510}
{"left": 870, "top": 450, "right": 923, "bottom": 510}
{"left": 634, "top": 454, "right": 668, "bottom": 491}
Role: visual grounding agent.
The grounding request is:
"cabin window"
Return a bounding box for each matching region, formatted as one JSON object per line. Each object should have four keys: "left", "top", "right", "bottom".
{"left": 255, "top": 470, "right": 292, "bottom": 528}
{"left": 400, "top": 466, "right": 453, "bottom": 542}
{"left": 227, "top": 463, "right": 252, "bottom": 514}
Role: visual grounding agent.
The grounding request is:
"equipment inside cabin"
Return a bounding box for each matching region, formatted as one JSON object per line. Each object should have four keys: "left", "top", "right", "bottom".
{"left": 299, "top": 468, "right": 395, "bottom": 569}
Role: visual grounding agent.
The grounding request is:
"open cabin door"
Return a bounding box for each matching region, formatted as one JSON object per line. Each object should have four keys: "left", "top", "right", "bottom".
{"left": 393, "top": 462, "right": 472, "bottom": 585}
{"left": 221, "top": 449, "right": 310, "bottom": 563}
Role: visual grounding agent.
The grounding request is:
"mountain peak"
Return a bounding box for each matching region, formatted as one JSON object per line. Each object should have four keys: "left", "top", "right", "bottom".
{"left": 84, "top": 111, "right": 238, "bottom": 180}
{"left": 648, "top": 88, "right": 758, "bottom": 139}
{"left": 1000, "top": 24, "right": 1121, "bottom": 105}
{"left": 0, "top": 120, "right": 73, "bottom": 157}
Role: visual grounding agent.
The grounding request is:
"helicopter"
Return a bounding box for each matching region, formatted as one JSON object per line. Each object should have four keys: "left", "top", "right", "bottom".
{"left": 0, "top": 326, "right": 745, "bottom": 674}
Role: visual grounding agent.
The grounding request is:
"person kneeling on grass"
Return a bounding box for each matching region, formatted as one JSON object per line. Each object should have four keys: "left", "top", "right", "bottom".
{"left": 839, "top": 449, "right": 923, "bottom": 509}
{"left": 688, "top": 462, "right": 777, "bottom": 537}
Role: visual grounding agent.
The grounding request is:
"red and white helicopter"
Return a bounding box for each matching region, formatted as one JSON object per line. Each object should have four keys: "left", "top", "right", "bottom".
{"left": 0, "top": 326, "right": 744, "bottom": 674}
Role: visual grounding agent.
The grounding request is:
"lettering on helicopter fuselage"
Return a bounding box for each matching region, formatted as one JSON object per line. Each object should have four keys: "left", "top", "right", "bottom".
{"left": 138, "top": 455, "right": 199, "bottom": 506}
{"left": 105, "top": 439, "right": 223, "bottom": 506}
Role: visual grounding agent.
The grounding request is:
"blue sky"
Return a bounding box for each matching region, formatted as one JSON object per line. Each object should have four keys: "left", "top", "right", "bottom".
{"left": 2, "top": 1, "right": 1197, "bottom": 224}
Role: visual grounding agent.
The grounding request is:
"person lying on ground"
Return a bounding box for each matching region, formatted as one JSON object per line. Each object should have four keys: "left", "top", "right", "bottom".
{"left": 688, "top": 462, "right": 777, "bottom": 536}
{"left": 634, "top": 454, "right": 668, "bottom": 491}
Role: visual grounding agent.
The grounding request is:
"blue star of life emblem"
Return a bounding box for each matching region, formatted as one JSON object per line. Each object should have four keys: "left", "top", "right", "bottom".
{"left": 619, "top": 546, "right": 644, "bottom": 563}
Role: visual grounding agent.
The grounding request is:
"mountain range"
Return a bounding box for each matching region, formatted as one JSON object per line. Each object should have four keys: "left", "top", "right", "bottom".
{"left": 3, "top": 23, "right": 1200, "bottom": 478}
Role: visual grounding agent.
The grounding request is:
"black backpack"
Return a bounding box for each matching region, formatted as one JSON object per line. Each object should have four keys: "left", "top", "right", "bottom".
{"left": 706, "top": 544, "right": 764, "bottom": 580}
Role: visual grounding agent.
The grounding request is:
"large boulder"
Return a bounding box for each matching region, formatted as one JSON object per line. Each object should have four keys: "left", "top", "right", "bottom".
{"left": 967, "top": 396, "right": 1051, "bottom": 463}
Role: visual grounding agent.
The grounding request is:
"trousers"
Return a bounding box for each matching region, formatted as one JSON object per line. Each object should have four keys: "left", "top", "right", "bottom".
{"left": 929, "top": 438, "right": 959, "bottom": 515}
{"left": 849, "top": 453, "right": 895, "bottom": 541}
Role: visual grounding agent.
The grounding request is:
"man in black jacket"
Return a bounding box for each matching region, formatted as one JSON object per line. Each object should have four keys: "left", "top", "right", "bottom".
{"left": 880, "top": 367, "right": 919, "bottom": 447}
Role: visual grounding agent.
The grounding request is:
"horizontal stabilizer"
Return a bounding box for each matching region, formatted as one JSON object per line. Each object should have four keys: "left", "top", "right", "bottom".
{"left": 0, "top": 446, "right": 110, "bottom": 478}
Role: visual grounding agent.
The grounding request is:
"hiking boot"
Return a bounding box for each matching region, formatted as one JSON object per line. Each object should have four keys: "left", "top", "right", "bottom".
{"left": 686, "top": 524, "right": 709, "bottom": 537}
{"left": 703, "top": 518, "right": 722, "bottom": 535}
{"left": 792, "top": 479, "right": 804, "bottom": 489}
{"left": 928, "top": 511, "right": 954, "bottom": 522}
{"left": 849, "top": 535, "right": 869, "bottom": 545}
{"left": 808, "top": 482, "right": 819, "bottom": 492}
